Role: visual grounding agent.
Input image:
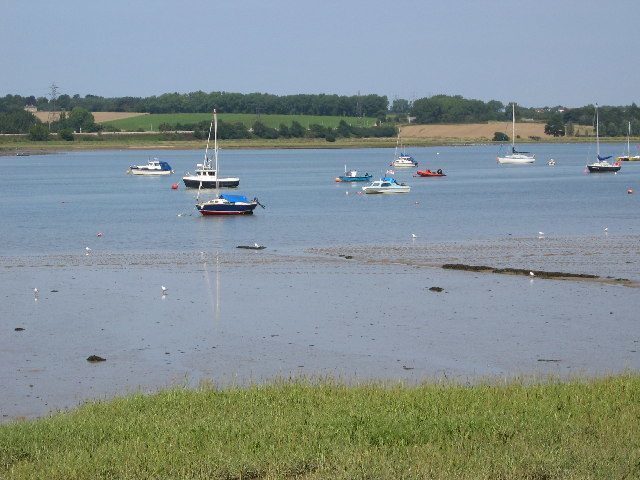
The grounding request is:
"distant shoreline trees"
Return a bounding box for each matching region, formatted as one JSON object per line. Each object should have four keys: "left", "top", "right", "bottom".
{"left": 3, "top": 90, "right": 640, "bottom": 137}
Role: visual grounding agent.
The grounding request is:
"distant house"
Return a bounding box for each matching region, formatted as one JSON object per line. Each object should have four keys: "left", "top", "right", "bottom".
{"left": 24, "top": 105, "right": 38, "bottom": 113}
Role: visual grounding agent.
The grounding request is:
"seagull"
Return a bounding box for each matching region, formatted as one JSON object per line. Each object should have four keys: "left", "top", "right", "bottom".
{"left": 538, "top": 232, "right": 544, "bottom": 236}
{"left": 254, "top": 243, "right": 261, "bottom": 248}
{"left": 34, "top": 288, "right": 39, "bottom": 298}
{"left": 161, "top": 286, "right": 168, "bottom": 295}
{"left": 411, "top": 234, "right": 417, "bottom": 238}
{"left": 529, "top": 271, "right": 535, "bottom": 277}
{"left": 603, "top": 227, "right": 608, "bottom": 232}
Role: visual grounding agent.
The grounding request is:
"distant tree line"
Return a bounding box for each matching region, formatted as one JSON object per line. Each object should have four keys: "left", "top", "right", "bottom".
{"left": 0, "top": 92, "right": 388, "bottom": 118}
{"left": 0, "top": 106, "right": 395, "bottom": 141}
{"left": 170, "top": 118, "right": 396, "bottom": 141}
{"left": 4, "top": 90, "right": 640, "bottom": 138}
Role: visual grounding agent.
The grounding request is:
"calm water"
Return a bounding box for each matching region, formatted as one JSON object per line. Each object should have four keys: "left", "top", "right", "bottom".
{"left": 2, "top": 143, "right": 638, "bottom": 256}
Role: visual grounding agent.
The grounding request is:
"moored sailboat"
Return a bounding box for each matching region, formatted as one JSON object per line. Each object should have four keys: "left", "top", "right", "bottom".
{"left": 195, "top": 110, "right": 264, "bottom": 215}
{"left": 617, "top": 121, "right": 640, "bottom": 162}
{"left": 587, "top": 105, "right": 621, "bottom": 173}
{"left": 497, "top": 103, "right": 535, "bottom": 164}
{"left": 183, "top": 111, "right": 239, "bottom": 188}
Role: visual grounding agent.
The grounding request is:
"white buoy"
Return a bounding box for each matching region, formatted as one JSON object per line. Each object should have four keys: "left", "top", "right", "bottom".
{"left": 529, "top": 271, "right": 535, "bottom": 277}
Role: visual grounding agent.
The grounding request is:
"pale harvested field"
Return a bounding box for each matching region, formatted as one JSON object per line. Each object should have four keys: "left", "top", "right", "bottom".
{"left": 400, "top": 122, "right": 594, "bottom": 140}
{"left": 33, "top": 111, "right": 147, "bottom": 123}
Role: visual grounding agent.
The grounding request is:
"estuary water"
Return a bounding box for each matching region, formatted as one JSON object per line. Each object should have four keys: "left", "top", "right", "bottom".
{"left": 1, "top": 143, "right": 639, "bottom": 420}
{"left": 2, "top": 142, "right": 639, "bottom": 255}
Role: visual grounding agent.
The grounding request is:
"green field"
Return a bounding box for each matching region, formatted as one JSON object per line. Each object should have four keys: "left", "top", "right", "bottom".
{"left": 1, "top": 376, "right": 638, "bottom": 479}
{"left": 102, "top": 113, "right": 378, "bottom": 131}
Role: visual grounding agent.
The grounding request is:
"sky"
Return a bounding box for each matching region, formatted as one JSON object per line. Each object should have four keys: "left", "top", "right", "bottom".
{"left": 2, "top": 0, "right": 639, "bottom": 107}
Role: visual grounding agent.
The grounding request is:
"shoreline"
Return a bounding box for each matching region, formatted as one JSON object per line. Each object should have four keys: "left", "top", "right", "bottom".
{"left": 0, "top": 134, "right": 624, "bottom": 156}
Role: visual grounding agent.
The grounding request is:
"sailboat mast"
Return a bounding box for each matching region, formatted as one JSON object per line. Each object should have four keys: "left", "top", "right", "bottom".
{"left": 204, "top": 110, "right": 215, "bottom": 167}
{"left": 214, "top": 109, "right": 219, "bottom": 190}
{"left": 511, "top": 103, "right": 516, "bottom": 150}
{"left": 628, "top": 121, "right": 631, "bottom": 156}
{"left": 596, "top": 104, "right": 600, "bottom": 157}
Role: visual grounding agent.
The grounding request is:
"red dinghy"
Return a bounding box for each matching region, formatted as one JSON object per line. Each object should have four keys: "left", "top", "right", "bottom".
{"left": 415, "top": 169, "right": 446, "bottom": 177}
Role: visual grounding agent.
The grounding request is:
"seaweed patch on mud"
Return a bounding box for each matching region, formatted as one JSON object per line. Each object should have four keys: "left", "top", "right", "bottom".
{"left": 441, "top": 263, "right": 634, "bottom": 286}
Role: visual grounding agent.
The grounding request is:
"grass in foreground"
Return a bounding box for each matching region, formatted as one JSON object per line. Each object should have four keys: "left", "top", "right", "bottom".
{"left": 1, "top": 375, "right": 639, "bottom": 479}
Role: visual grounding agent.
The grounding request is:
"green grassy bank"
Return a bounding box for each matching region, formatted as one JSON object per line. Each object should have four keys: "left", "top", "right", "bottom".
{"left": 1, "top": 375, "right": 639, "bottom": 479}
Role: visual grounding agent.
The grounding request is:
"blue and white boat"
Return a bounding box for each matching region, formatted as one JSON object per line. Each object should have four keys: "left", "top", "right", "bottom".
{"left": 336, "top": 166, "right": 372, "bottom": 183}
{"left": 362, "top": 177, "right": 411, "bottom": 194}
{"left": 128, "top": 158, "right": 174, "bottom": 175}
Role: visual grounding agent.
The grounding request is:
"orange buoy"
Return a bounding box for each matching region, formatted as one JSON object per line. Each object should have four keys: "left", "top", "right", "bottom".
{"left": 171, "top": 183, "right": 179, "bottom": 190}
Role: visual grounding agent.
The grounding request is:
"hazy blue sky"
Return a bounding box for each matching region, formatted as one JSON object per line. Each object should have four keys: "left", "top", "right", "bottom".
{"left": 2, "top": 0, "right": 638, "bottom": 107}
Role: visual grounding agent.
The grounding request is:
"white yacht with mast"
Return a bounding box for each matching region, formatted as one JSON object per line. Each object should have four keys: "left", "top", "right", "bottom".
{"left": 183, "top": 112, "right": 240, "bottom": 188}
{"left": 497, "top": 103, "right": 535, "bottom": 164}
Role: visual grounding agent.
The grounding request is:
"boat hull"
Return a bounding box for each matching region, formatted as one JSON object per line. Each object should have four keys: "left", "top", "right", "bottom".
{"left": 130, "top": 169, "right": 172, "bottom": 176}
{"left": 338, "top": 175, "right": 372, "bottom": 182}
{"left": 362, "top": 186, "right": 410, "bottom": 194}
{"left": 497, "top": 155, "right": 535, "bottom": 164}
{"left": 183, "top": 177, "right": 240, "bottom": 188}
{"left": 390, "top": 160, "right": 418, "bottom": 167}
{"left": 197, "top": 203, "right": 257, "bottom": 215}
{"left": 587, "top": 165, "right": 621, "bottom": 172}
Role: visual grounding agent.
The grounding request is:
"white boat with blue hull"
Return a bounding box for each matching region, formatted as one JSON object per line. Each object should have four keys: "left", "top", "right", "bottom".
{"left": 336, "top": 166, "right": 372, "bottom": 182}
{"left": 128, "top": 158, "right": 174, "bottom": 175}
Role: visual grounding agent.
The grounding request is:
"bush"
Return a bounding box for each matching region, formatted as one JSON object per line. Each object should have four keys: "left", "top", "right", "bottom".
{"left": 28, "top": 124, "right": 49, "bottom": 141}
{"left": 493, "top": 131, "right": 509, "bottom": 142}
{"left": 59, "top": 128, "right": 74, "bottom": 141}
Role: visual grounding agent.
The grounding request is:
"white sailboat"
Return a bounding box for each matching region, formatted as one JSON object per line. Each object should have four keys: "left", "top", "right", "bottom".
{"left": 496, "top": 103, "right": 535, "bottom": 164}
{"left": 617, "top": 121, "right": 640, "bottom": 162}
{"left": 183, "top": 112, "right": 240, "bottom": 188}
